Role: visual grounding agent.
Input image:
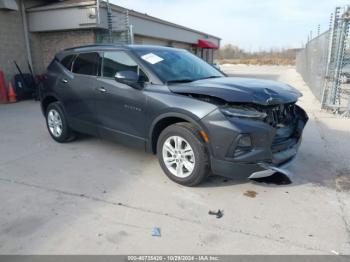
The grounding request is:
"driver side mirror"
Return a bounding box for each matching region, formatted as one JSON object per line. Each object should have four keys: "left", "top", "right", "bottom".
{"left": 115, "top": 71, "right": 144, "bottom": 89}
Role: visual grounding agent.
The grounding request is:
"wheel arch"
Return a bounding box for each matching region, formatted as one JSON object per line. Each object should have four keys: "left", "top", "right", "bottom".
{"left": 148, "top": 112, "right": 207, "bottom": 154}
{"left": 41, "top": 94, "right": 60, "bottom": 115}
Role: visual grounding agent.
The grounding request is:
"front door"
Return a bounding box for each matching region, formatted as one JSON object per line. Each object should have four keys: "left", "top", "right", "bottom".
{"left": 95, "top": 51, "right": 149, "bottom": 149}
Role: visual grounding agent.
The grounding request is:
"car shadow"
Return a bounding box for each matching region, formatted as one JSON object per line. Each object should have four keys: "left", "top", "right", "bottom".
{"left": 65, "top": 117, "right": 350, "bottom": 192}
{"left": 199, "top": 172, "right": 292, "bottom": 188}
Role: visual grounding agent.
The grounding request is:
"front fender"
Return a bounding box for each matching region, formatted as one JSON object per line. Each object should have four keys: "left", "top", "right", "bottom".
{"left": 143, "top": 89, "right": 218, "bottom": 153}
{"left": 147, "top": 110, "right": 215, "bottom": 154}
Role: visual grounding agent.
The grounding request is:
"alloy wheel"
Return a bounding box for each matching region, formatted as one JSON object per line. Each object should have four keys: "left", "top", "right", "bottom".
{"left": 47, "top": 109, "right": 63, "bottom": 138}
{"left": 162, "top": 136, "right": 196, "bottom": 178}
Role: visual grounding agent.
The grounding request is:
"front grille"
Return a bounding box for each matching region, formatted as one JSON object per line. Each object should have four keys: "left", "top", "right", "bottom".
{"left": 228, "top": 103, "right": 302, "bottom": 154}
{"left": 257, "top": 103, "right": 298, "bottom": 152}
{"left": 261, "top": 103, "right": 297, "bottom": 127}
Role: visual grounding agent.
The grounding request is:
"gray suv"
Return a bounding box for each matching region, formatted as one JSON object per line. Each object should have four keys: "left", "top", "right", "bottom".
{"left": 41, "top": 44, "right": 308, "bottom": 186}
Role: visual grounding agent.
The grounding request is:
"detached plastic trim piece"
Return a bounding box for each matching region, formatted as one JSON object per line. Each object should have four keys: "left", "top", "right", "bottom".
{"left": 248, "top": 158, "right": 295, "bottom": 179}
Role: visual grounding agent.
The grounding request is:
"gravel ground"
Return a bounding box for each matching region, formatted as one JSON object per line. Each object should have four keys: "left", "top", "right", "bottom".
{"left": 0, "top": 65, "right": 349, "bottom": 254}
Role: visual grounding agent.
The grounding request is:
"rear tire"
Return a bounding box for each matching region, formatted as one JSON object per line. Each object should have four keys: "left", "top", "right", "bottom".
{"left": 46, "top": 102, "right": 75, "bottom": 143}
{"left": 157, "top": 122, "right": 210, "bottom": 186}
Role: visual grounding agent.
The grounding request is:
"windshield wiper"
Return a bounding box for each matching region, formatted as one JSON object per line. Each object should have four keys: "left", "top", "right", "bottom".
{"left": 167, "top": 79, "right": 196, "bottom": 84}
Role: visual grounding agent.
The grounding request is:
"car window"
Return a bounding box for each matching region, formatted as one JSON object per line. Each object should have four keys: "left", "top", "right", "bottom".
{"left": 103, "top": 51, "right": 149, "bottom": 81}
{"left": 60, "top": 55, "right": 75, "bottom": 71}
{"left": 72, "top": 52, "right": 101, "bottom": 76}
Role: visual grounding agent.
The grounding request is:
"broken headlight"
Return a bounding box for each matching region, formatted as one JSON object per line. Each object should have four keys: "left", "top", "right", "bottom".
{"left": 220, "top": 106, "right": 267, "bottom": 119}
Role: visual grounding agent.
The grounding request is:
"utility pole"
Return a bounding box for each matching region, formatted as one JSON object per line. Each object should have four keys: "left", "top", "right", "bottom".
{"left": 96, "top": 0, "right": 100, "bottom": 25}
{"left": 106, "top": 0, "right": 112, "bottom": 43}
{"left": 322, "top": 6, "right": 350, "bottom": 113}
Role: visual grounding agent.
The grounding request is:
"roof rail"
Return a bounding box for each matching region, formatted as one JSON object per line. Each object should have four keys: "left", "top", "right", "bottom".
{"left": 64, "top": 43, "right": 126, "bottom": 51}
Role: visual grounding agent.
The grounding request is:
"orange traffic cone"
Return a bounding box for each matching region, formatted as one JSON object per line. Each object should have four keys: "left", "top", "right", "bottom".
{"left": 8, "top": 81, "right": 16, "bottom": 103}
{"left": 0, "top": 71, "right": 7, "bottom": 103}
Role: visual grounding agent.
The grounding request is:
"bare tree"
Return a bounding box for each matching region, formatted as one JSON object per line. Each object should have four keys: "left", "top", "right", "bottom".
{"left": 215, "top": 44, "right": 299, "bottom": 65}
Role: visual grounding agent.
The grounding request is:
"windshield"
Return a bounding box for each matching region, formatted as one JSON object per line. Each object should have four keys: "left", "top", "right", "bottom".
{"left": 133, "top": 48, "right": 224, "bottom": 83}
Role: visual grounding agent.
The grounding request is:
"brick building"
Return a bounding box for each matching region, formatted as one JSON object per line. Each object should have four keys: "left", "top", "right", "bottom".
{"left": 0, "top": 0, "right": 30, "bottom": 83}
{"left": 0, "top": 0, "right": 221, "bottom": 84}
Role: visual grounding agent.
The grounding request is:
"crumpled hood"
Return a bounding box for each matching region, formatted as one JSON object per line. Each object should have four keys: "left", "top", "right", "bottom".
{"left": 168, "top": 77, "right": 302, "bottom": 105}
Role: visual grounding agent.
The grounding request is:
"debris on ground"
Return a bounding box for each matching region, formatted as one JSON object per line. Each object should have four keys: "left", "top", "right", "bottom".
{"left": 244, "top": 190, "right": 258, "bottom": 198}
{"left": 208, "top": 209, "right": 224, "bottom": 219}
{"left": 152, "top": 227, "right": 161, "bottom": 237}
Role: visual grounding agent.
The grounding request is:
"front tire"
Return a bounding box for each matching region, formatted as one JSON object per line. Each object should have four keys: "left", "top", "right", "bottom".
{"left": 46, "top": 102, "right": 75, "bottom": 143}
{"left": 157, "top": 122, "right": 210, "bottom": 186}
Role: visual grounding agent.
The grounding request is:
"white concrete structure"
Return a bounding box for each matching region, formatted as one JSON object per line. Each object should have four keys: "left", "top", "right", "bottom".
{"left": 26, "top": 0, "right": 220, "bottom": 72}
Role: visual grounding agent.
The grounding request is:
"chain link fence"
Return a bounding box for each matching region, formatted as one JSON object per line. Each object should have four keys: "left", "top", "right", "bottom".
{"left": 96, "top": 3, "right": 133, "bottom": 45}
{"left": 296, "top": 6, "right": 350, "bottom": 116}
{"left": 296, "top": 31, "right": 330, "bottom": 101}
{"left": 96, "top": 29, "right": 132, "bottom": 45}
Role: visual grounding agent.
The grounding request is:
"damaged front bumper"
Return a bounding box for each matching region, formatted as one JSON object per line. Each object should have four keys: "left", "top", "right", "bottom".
{"left": 200, "top": 104, "right": 308, "bottom": 179}
{"left": 248, "top": 158, "right": 295, "bottom": 179}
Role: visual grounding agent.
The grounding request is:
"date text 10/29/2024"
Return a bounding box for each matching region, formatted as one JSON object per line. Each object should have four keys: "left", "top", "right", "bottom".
{"left": 127, "top": 255, "right": 220, "bottom": 261}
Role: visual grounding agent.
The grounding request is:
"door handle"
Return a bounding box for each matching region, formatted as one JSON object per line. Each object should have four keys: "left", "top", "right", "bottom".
{"left": 61, "top": 79, "right": 68, "bottom": 84}
{"left": 96, "top": 87, "right": 107, "bottom": 93}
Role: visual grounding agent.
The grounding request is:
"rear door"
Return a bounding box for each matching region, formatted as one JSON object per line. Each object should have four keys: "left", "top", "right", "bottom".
{"left": 60, "top": 52, "right": 102, "bottom": 135}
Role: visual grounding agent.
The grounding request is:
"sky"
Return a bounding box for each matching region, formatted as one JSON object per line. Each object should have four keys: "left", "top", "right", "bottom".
{"left": 110, "top": 0, "right": 349, "bottom": 51}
